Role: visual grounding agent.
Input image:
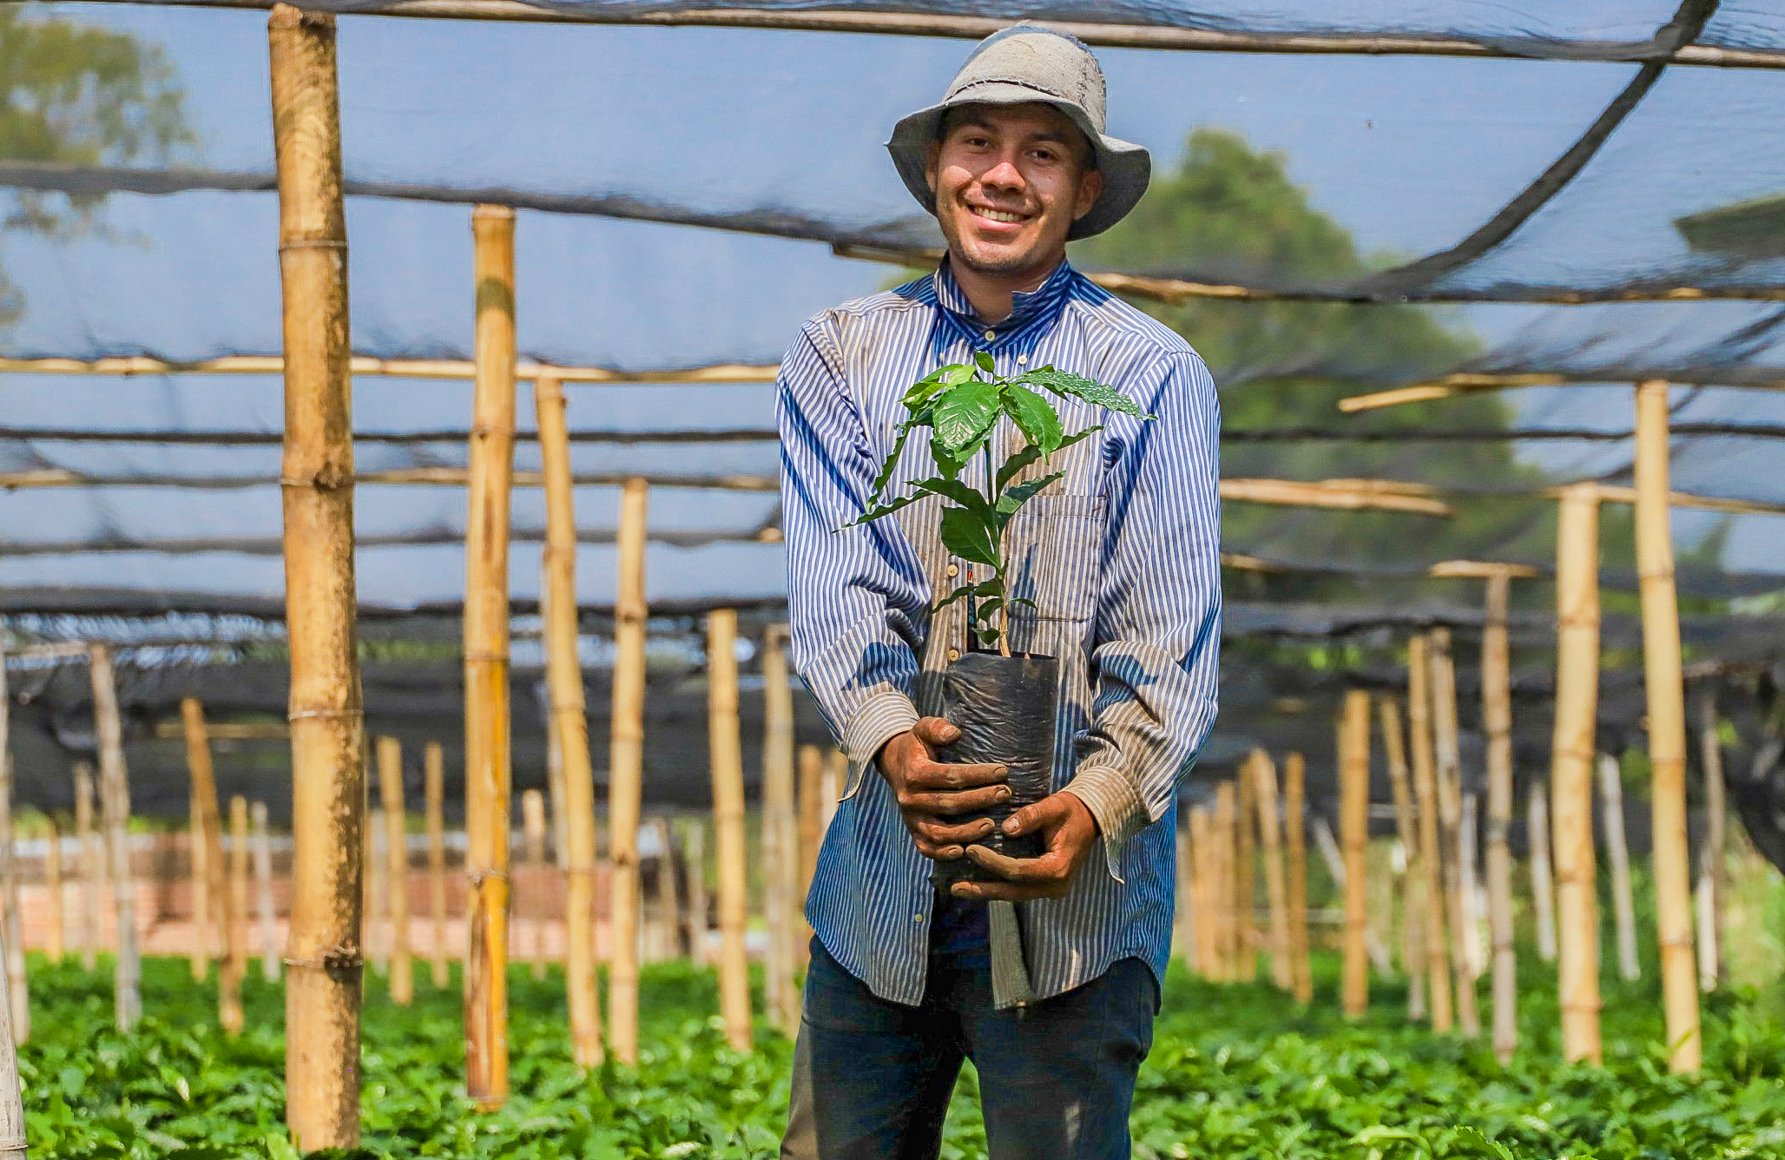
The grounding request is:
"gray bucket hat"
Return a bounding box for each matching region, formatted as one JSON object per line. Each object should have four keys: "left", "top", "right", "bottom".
{"left": 886, "top": 23, "right": 1150, "bottom": 240}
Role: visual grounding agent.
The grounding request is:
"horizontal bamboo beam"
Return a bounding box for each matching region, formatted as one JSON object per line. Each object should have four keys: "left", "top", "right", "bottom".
{"left": 1223, "top": 554, "right": 1541, "bottom": 580}
{"left": 156, "top": 721, "right": 291, "bottom": 741}
{"left": 1341, "top": 371, "right": 1785, "bottom": 412}
{"left": 0, "top": 354, "right": 777, "bottom": 383}
{"left": 0, "top": 526, "right": 778, "bottom": 556}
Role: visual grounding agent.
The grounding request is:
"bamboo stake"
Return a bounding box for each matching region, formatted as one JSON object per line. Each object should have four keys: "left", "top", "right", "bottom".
{"left": 708, "top": 610, "right": 752, "bottom": 1051}
{"left": 608, "top": 475, "right": 649, "bottom": 1063}
{"left": 760, "top": 629, "right": 799, "bottom": 1033}
{"left": 367, "top": 808, "right": 386, "bottom": 977}
{"left": 75, "top": 764, "right": 99, "bottom": 970}
{"left": 545, "top": 710, "right": 569, "bottom": 874}
{"left": 0, "top": 643, "right": 25, "bottom": 1044}
{"left": 653, "top": 819, "right": 681, "bottom": 960}
{"left": 1235, "top": 759, "right": 1258, "bottom": 980}
{"left": 425, "top": 743, "right": 449, "bottom": 989}
{"left": 1481, "top": 572, "right": 1518, "bottom": 1060}
{"left": 89, "top": 645, "right": 139, "bottom": 1032}
{"left": 1188, "top": 806, "right": 1214, "bottom": 979}
{"left": 1429, "top": 629, "right": 1480, "bottom": 1037}
{"left": 1551, "top": 481, "right": 1603, "bottom": 1065}
{"left": 1282, "top": 755, "right": 1312, "bottom": 1003}
{"left": 463, "top": 202, "right": 518, "bottom": 1107}
{"left": 378, "top": 737, "right": 413, "bottom": 1003}
{"left": 272, "top": 4, "right": 365, "bottom": 1146}
{"left": 181, "top": 699, "right": 229, "bottom": 989}
{"left": 796, "top": 743, "right": 822, "bottom": 964}
{"left": 1461, "top": 793, "right": 1485, "bottom": 982}
{"left": 191, "top": 785, "right": 209, "bottom": 982}
{"left": 1174, "top": 816, "right": 1194, "bottom": 970}
{"left": 681, "top": 818, "right": 709, "bottom": 969}
{"left": 1339, "top": 692, "right": 1371, "bottom": 1018}
{"left": 1633, "top": 381, "right": 1701, "bottom": 1073}
{"left": 1407, "top": 635, "right": 1453, "bottom": 1030}
{"left": 1528, "top": 780, "right": 1558, "bottom": 963}
{"left": 0, "top": 915, "right": 25, "bottom": 1159}
{"left": 1251, "top": 751, "right": 1293, "bottom": 991}
{"left": 1597, "top": 754, "right": 1641, "bottom": 982}
{"left": 1212, "top": 782, "right": 1236, "bottom": 982}
{"left": 45, "top": 816, "right": 64, "bottom": 964}
{"left": 224, "top": 795, "right": 249, "bottom": 1034}
{"left": 1379, "top": 698, "right": 1426, "bottom": 1020}
{"left": 521, "top": 789, "right": 547, "bottom": 981}
{"left": 1696, "top": 691, "right": 1726, "bottom": 990}
{"left": 252, "top": 802, "right": 279, "bottom": 982}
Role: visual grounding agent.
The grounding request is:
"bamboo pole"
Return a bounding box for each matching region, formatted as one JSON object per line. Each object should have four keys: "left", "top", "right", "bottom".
{"left": 521, "top": 789, "right": 547, "bottom": 981}
{"left": 1379, "top": 697, "right": 1426, "bottom": 1021}
{"left": 462, "top": 202, "right": 518, "bottom": 1108}
{"left": 1407, "top": 635, "right": 1453, "bottom": 1031}
{"left": 1188, "top": 806, "right": 1214, "bottom": 979}
{"left": 45, "top": 816, "right": 64, "bottom": 964}
{"left": 252, "top": 802, "right": 278, "bottom": 982}
{"left": 272, "top": 4, "right": 365, "bottom": 1146}
{"left": 1482, "top": 572, "right": 1518, "bottom": 1060}
{"left": 1696, "top": 691, "right": 1727, "bottom": 990}
{"left": 190, "top": 785, "right": 209, "bottom": 982}
{"left": 0, "top": 915, "right": 25, "bottom": 1160}
{"left": 224, "top": 795, "right": 249, "bottom": 1034}
{"left": 1597, "top": 754, "right": 1641, "bottom": 982}
{"left": 1212, "top": 782, "right": 1236, "bottom": 982}
{"left": 75, "top": 764, "right": 99, "bottom": 970}
{"left": 653, "top": 819, "right": 681, "bottom": 960}
{"left": 1429, "top": 629, "right": 1480, "bottom": 1037}
{"left": 1461, "top": 793, "right": 1484, "bottom": 982}
{"left": 0, "top": 643, "right": 25, "bottom": 1044}
{"left": 1235, "top": 758, "right": 1257, "bottom": 981}
{"left": 89, "top": 644, "right": 139, "bottom": 1032}
{"left": 367, "top": 807, "right": 386, "bottom": 977}
{"left": 760, "top": 628, "right": 800, "bottom": 1034}
{"left": 1174, "top": 816, "right": 1194, "bottom": 970}
{"left": 424, "top": 742, "right": 449, "bottom": 989}
{"left": 378, "top": 737, "right": 413, "bottom": 1004}
{"left": 1251, "top": 751, "right": 1292, "bottom": 991}
{"left": 708, "top": 610, "right": 752, "bottom": 1051}
{"left": 1528, "top": 780, "right": 1558, "bottom": 963}
{"left": 608, "top": 476, "right": 649, "bottom": 1065}
{"left": 796, "top": 743, "right": 822, "bottom": 964}
{"left": 1282, "top": 755, "right": 1312, "bottom": 1003}
{"left": 1551, "top": 481, "right": 1603, "bottom": 1065}
{"left": 181, "top": 699, "right": 229, "bottom": 989}
{"left": 1339, "top": 692, "right": 1371, "bottom": 1018}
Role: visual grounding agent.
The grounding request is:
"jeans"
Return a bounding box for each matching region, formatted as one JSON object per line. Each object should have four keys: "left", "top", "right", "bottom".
{"left": 782, "top": 940, "right": 1158, "bottom": 1159}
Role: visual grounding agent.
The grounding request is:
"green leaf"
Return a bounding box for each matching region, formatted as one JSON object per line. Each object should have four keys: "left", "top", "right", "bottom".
{"left": 1000, "top": 384, "right": 1063, "bottom": 455}
{"left": 939, "top": 504, "right": 1000, "bottom": 568}
{"left": 932, "top": 579, "right": 997, "bottom": 614}
{"left": 912, "top": 476, "right": 992, "bottom": 517}
{"left": 841, "top": 491, "right": 922, "bottom": 528}
{"left": 974, "top": 349, "right": 996, "bottom": 373}
{"left": 1018, "top": 366, "right": 1154, "bottom": 420}
{"left": 995, "top": 471, "right": 1065, "bottom": 526}
{"left": 870, "top": 410, "right": 929, "bottom": 501}
{"left": 931, "top": 377, "right": 1000, "bottom": 453}
{"left": 995, "top": 424, "right": 1100, "bottom": 491}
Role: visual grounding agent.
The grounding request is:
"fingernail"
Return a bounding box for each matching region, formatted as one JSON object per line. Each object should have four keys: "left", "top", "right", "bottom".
{"left": 995, "top": 786, "right": 1012, "bottom": 801}
{"left": 994, "top": 765, "right": 1008, "bottom": 778}
{"left": 941, "top": 846, "right": 963, "bottom": 860}
{"left": 978, "top": 821, "right": 997, "bottom": 836}
{"left": 1002, "top": 817, "right": 1020, "bottom": 834}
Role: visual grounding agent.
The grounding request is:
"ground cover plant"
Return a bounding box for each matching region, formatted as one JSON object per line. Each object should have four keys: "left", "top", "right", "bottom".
{"left": 17, "top": 944, "right": 1785, "bottom": 1158}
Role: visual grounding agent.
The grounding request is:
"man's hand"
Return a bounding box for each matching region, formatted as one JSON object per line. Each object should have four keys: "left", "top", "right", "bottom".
{"left": 877, "top": 716, "right": 1010, "bottom": 861}
{"left": 950, "top": 791, "right": 1100, "bottom": 901}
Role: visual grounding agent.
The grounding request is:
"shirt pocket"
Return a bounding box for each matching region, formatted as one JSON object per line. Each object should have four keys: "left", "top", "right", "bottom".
{"left": 1001, "top": 494, "right": 1107, "bottom": 623}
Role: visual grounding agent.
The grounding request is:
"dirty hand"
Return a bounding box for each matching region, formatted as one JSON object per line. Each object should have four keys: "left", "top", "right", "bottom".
{"left": 949, "top": 791, "right": 1099, "bottom": 902}
{"left": 875, "top": 716, "right": 1010, "bottom": 861}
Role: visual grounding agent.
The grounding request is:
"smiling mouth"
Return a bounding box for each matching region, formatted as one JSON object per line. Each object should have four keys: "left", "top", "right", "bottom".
{"left": 968, "top": 204, "right": 1030, "bottom": 226}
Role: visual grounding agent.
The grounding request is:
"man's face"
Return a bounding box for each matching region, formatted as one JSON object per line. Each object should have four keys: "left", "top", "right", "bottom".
{"left": 924, "top": 102, "right": 1104, "bottom": 281}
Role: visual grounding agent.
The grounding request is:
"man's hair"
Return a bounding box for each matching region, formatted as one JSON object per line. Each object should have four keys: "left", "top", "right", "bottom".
{"left": 936, "top": 103, "right": 1098, "bottom": 172}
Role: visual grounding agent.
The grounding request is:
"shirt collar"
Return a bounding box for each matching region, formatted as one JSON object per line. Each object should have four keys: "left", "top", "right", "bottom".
{"left": 932, "top": 256, "right": 1076, "bottom": 336}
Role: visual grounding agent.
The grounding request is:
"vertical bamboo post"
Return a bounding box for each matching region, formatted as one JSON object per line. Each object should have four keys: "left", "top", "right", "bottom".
{"left": 252, "top": 802, "right": 279, "bottom": 983}
{"left": 1696, "top": 691, "right": 1726, "bottom": 990}
{"left": 653, "top": 819, "right": 681, "bottom": 959}
{"left": 89, "top": 644, "right": 139, "bottom": 1032}
{"left": 1407, "top": 635, "right": 1453, "bottom": 1030}
{"left": 682, "top": 818, "right": 709, "bottom": 969}
{"left": 181, "top": 699, "right": 229, "bottom": 989}
{"left": 1429, "top": 629, "right": 1480, "bottom": 1037}
{"left": 521, "top": 789, "right": 547, "bottom": 981}
{"left": 1339, "top": 692, "right": 1371, "bottom": 1018}
{"left": 378, "top": 737, "right": 413, "bottom": 1004}
{"left": 46, "top": 816, "right": 64, "bottom": 964}
{"left": 367, "top": 807, "right": 386, "bottom": 977}
{"left": 1482, "top": 572, "right": 1518, "bottom": 1061}
{"left": 1597, "top": 754, "right": 1641, "bottom": 982}
{"left": 1212, "top": 782, "right": 1236, "bottom": 982}
{"left": 535, "top": 371, "right": 603, "bottom": 1065}
{"left": 75, "top": 763, "right": 99, "bottom": 971}
{"left": 1528, "top": 780, "right": 1558, "bottom": 963}
{"left": 545, "top": 712, "right": 569, "bottom": 876}
{"left": 462, "top": 202, "right": 517, "bottom": 1107}
{"left": 1552, "top": 481, "right": 1603, "bottom": 1065}
{"left": 708, "top": 610, "right": 752, "bottom": 1051}
{"left": 0, "top": 917, "right": 25, "bottom": 1160}
{"left": 1283, "top": 754, "right": 1312, "bottom": 1003}
{"left": 1379, "top": 697, "right": 1426, "bottom": 1021}
{"left": 1234, "top": 759, "right": 1257, "bottom": 980}
{"left": 424, "top": 742, "right": 448, "bottom": 989}
{"left": 760, "top": 628, "right": 800, "bottom": 1033}
{"left": 1174, "top": 816, "right": 1194, "bottom": 970}
{"left": 271, "top": 4, "right": 364, "bottom": 1145}
{"left": 224, "top": 795, "right": 249, "bottom": 1034}
{"left": 608, "top": 477, "right": 649, "bottom": 1065}
{"left": 1633, "top": 380, "right": 1701, "bottom": 1072}
{"left": 1251, "top": 751, "right": 1292, "bottom": 991}
{"left": 1187, "top": 806, "right": 1213, "bottom": 978}
{"left": 796, "top": 743, "right": 823, "bottom": 963}
{"left": 1461, "top": 793, "right": 1485, "bottom": 982}
{"left": 0, "top": 642, "right": 25, "bottom": 1044}
{"left": 190, "top": 785, "right": 209, "bottom": 981}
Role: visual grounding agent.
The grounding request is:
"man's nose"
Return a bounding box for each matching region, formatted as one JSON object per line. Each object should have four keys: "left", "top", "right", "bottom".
{"left": 979, "top": 154, "right": 1025, "bottom": 192}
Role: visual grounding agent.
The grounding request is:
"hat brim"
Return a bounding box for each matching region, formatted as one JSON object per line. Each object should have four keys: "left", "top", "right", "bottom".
{"left": 885, "top": 82, "right": 1150, "bottom": 241}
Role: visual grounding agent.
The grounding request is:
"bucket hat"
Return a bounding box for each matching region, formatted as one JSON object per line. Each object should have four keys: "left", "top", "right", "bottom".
{"left": 886, "top": 23, "right": 1150, "bottom": 240}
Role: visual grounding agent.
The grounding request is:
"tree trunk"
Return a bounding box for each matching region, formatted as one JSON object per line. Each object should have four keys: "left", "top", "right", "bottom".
{"left": 89, "top": 645, "right": 140, "bottom": 1032}
{"left": 608, "top": 477, "right": 649, "bottom": 1064}
{"left": 708, "top": 611, "right": 752, "bottom": 1052}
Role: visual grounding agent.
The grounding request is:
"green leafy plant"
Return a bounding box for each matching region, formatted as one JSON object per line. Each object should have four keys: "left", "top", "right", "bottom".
{"left": 848, "top": 353, "right": 1151, "bottom": 653}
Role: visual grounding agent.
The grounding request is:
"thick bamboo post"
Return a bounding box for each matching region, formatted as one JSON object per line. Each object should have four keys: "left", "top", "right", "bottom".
{"left": 252, "top": 802, "right": 279, "bottom": 982}
{"left": 0, "top": 919, "right": 24, "bottom": 1160}
{"left": 1212, "top": 782, "right": 1236, "bottom": 982}
{"left": 1339, "top": 692, "right": 1371, "bottom": 1018}
{"left": 1596, "top": 754, "right": 1641, "bottom": 982}
{"left": 1696, "top": 691, "right": 1726, "bottom": 990}
{"left": 1251, "top": 751, "right": 1292, "bottom": 991}
{"left": 181, "top": 699, "right": 229, "bottom": 988}
{"left": 89, "top": 644, "right": 139, "bottom": 1032}
{"left": 653, "top": 819, "right": 681, "bottom": 960}
{"left": 1552, "top": 481, "right": 1603, "bottom": 1065}
{"left": 1461, "top": 793, "right": 1484, "bottom": 982}
{"left": 1634, "top": 380, "right": 1701, "bottom": 1072}
{"left": 1528, "top": 780, "right": 1558, "bottom": 963}
{"left": 521, "top": 789, "right": 547, "bottom": 980}
{"left": 1407, "top": 635, "right": 1453, "bottom": 1030}
{"left": 680, "top": 818, "right": 709, "bottom": 968}
{"left": 1481, "top": 572, "right": 1518, "bottom": 1060}
{"left": 424, "top": 742, "right": 448, "bottom": 989}
{"left": 190, "top": 786, "right": 209, "bottom": 982}
{"left": 1188, "top": 806, "right": 1215, "bottom": 979}
{"left": 462, "top": 202, "right": 517, "bottom": 1107}
{"left": 760, "top": 629, "right": 800, "bottom": 1034}
{"left": 75, "top": 763, "right": 99, "bottom": 970}
{"left": 1429, "top": 629, "right": 1480, "bottom": 1036}
{"left": 796, "top": 743, "right": 822, "bottom": 963}
{"left": 1174, "top": 816, "right": 1194, "bottom": 969}
{"left": 0, "top": 644, "right": 25, "bottom": 1044}
{"left": 709, "top": 610, "right": 752, "bottom": 1051}
{"left": 378, "top": 737, "right": 412, "bottom": 1004}
{"left": 46, "top": 816, "right": 64, "bottom": 963}
{"left": 608, "top": 476, "right": 649, "bottom": 1064}
{"left": 545, "top": 717, "right": 569, "bottom": 875}
{"left": 223, "top": 795, "right": 249, "bottom": 1034}
{"left": 535, "top": 371, "right": 603, "bottom": 1066}
{"left": 1282, "top": 755, "right": 1312, "bottom": 1003}
{"left": 271, "top": 4, "right": 364, "bottom": 1146}
{"left": 1234, "top": 759, "right": 1257, "bottom": 980}
{"left": 1379, "top": 697, "right": 1426, "bottom": 1020}
{"left": 367, "top": 807, "right": 386, "bottom": 976}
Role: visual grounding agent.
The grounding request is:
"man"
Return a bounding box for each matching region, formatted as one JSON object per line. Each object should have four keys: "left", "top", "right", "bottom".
{"left": 777, "top": 23, "right": 1221, "bottom": 1159}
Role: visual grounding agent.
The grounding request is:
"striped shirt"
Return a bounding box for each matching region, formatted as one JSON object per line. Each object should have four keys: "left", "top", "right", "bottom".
{"left": 778, "top": 256, "right": 1221, "bottom": 1008}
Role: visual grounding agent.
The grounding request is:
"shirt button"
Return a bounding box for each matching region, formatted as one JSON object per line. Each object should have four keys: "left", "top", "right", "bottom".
{"left": 913, "top": 914, "right": 923, "bottom": 923}
{"left": 1017, "top": 353, "right": 1029, "bottom": 364}
{"left": 946, "top": 564, "right": 959, "bottom": 578}
{"left": 982, "top": 329, "right": 996, "bottom": 342}
{"left": 947, "top": 648, "right": 961, "bottom": 661}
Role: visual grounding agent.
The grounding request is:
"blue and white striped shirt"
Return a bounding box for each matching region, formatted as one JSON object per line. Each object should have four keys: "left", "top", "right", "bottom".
{"left": 778, "top": 257, "right": 1221, "bottom": 1008}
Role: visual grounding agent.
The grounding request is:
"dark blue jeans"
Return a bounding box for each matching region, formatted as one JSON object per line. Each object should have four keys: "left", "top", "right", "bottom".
{"left": 782, "top": 940, "right": 1157, "bottom": 1159}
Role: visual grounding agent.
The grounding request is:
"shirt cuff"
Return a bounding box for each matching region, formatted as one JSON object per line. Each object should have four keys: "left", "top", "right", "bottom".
{"left": 839, "top": 690, "right": 921, "bottom": 801}
{"left": 1062, "top": 766, "right": 1147, "bottom": 885}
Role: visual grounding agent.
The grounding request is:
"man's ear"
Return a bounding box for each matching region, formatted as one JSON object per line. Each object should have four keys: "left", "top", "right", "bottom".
{"left": 924, "top": 140, "right": 941, "bottom": 196}
{"left": 1073, "top": 168, "right": 1105, "bottom": 222}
